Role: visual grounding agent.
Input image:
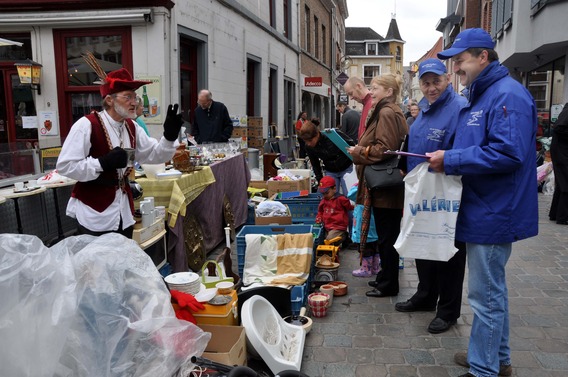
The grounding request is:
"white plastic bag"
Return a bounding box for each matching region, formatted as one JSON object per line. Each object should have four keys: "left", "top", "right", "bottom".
{"left": 394, "top": 162, "right": 462, "bottom": 262}
{"left": 0, "top": 233, "right": 210, "bottom": 377}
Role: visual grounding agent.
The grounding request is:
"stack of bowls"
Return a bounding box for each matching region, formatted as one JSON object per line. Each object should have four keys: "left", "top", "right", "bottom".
{"left": 308, "top": 292, "right": 330, "bottom": 318}
{"left": 164, "top": 272, "right": 201, "bottom": 295}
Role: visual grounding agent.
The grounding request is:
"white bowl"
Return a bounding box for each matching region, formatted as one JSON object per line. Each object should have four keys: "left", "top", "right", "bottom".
{"left": 216, "top": 281, "right": 235, "bottom": 294}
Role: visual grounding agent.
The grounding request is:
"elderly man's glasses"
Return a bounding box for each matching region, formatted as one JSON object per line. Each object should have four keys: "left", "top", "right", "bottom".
{"left": 114, "top": 94, "right": 137, "bottom": 102}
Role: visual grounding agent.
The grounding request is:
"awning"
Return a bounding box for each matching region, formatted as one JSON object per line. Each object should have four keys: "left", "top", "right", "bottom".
{"left": 0, "top": 38, "right": 23, "bottom": 47}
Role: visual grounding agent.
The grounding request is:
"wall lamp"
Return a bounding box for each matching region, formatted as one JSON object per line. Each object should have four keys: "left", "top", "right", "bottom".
{"left": 15, "top": 59, "right": 42, "bottom": 95}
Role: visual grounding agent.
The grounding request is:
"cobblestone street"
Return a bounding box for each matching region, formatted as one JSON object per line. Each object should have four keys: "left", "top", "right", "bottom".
{"left": 298, "top": 193, "right": 568, "bottom": 377}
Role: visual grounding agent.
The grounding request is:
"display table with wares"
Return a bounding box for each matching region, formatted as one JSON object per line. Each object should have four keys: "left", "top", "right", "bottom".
{"left": 137, "top": 153, "right": 251, "bottom": 272}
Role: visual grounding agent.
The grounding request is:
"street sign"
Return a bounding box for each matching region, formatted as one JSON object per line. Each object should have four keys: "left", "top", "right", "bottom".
{"left": 336, "top": 72, "right": 349, "bottom": 86}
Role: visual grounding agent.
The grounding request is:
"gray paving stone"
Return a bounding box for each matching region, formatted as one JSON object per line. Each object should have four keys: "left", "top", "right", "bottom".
{"left": 355, "top": 364, "right": 388, "bottom": 377}
{"left": 403, "top": 349, "right": 435, "bottom": 364}
{"left": 320, "top": 362, "right": 356, "bottom": 377}
{"left": 346, "top": 347, "right": 373, "bottom": 363}
{"left": 374, "top": 348, "right": 406, "bottom": 364}
{"left": 322, "top": 334, "right": 352, "bottom": 348}
{"left": 387, "top": 365, "right": 418, "bottom": 376}
{"left": 417, "top": 365, "right": 451, "bottom": 377}
{"left": 312, "top": 347, "right": 346, "bottom": 363}
{"left": 352, "top": 335, "right": 383, "bottom": 348}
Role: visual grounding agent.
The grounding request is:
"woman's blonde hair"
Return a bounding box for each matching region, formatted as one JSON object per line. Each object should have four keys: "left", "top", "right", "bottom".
{"left": 371, "top": 73, "right": 403, "bottom": 104}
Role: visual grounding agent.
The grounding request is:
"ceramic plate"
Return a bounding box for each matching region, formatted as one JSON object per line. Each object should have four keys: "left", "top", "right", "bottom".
{"left": 194, "top": 285, "right": 217, "bottom": 303}
{"left": 208, "top": 294, "right": 232, "bottom": 306}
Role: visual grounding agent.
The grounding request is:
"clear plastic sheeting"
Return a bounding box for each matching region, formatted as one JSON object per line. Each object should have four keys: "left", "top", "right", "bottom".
{"left": 0, "top": 233, "right": 210, "bottom": 377}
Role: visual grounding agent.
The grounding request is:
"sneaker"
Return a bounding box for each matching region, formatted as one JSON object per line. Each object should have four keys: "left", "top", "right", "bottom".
{"left": 454, "top": 351, "right": 513, "bottom": 376}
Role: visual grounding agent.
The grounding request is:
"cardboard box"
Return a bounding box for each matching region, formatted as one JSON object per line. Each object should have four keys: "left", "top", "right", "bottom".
{"left": 249, "top": 180, "right": 268, "bottom": 191}
{"left": 267, "top": 177, "right": 310, "bottom": 197}
{"left": 132, "top": 218, "right": 165, "bottom": 244}
{"left": 247, "top": 116, "right": 263, "bottom": 129}
{"left": 255, "top": 204, "right": 292, "bottom": 225}
{"left": 231, "top": 127, "right": 247, "bottom": 138}
{"left": 248, "top": 138, "right": 264, "bottom": 148}
{"left": 198, "top": 324, "right": 247, "bottom": 367}
{"left": 247, "top": 128, "right": 263, "bottom": 138}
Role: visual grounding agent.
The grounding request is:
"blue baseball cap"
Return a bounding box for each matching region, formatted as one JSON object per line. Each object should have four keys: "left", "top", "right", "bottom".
{"left": 437, "top": 28, "right": 495, "bottom": 60}
{"left": 418, "top": 59, "right": 447, "bottom": 78}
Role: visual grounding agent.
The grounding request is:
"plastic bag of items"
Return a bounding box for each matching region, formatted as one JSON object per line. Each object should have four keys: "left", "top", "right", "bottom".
{"left": 256, "top": 200, "right": 289, "bottom": 217}
{"left": 0, "top": 233, "right": 210, "bottom": 377}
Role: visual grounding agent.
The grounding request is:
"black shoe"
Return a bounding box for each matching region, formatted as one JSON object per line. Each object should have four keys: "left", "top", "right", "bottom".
{"left": 427, "top": 317, "right": 456, "bottom": 334}
{"left": 366, "top": 288, "right": 397, "bottom": 298}
{"left": 394, "top": 300, "right": 436, "bottom": 313}
{"left": 368, "top": 280, "right": 378, "bottom": 288}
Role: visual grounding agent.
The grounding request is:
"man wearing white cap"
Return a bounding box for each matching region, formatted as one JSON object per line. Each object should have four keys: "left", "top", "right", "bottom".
{"left": 427, "top": 28, "right": 538, "bottom": 377}
{"left": 394, "top": 58, "right": 467, "bottom": 335}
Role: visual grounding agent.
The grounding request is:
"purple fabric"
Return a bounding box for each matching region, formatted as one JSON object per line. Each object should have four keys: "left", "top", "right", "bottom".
{"left": 169, "top": 154, "right": 251, "bottom": 272}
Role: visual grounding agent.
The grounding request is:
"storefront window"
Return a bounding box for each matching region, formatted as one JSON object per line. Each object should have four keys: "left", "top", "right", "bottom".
{"left": 53, "top": 27, "right": 132, "bottom": 139}
{"left": 0, "top": 34, "right": 38, "bottom": 180}
{"left": 528, "top": 57, "right": 565, "bottom": 136}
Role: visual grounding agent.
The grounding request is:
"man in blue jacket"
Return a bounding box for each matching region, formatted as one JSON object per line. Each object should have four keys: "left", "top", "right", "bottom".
{"left": 394, "top": 59, "right": 467, "bottom": 335}
{"left": 428, "top": 28, "right": 538, "bottom": 377}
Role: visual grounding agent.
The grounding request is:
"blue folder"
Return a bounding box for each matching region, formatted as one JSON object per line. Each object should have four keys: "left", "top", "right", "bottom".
{"left": 321, "top": 129, "right": 353, "bottom": 160}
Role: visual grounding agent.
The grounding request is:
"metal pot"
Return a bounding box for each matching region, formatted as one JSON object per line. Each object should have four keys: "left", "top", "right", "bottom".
{"left": 283, "top": 307, "right": 313, "bottom": 334}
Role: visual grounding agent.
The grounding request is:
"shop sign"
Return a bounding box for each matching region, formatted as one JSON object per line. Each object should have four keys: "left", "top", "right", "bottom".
{"left": 135, "top": 75, "right": 162, "bottom": 125}
{"left": 304, "top": 77, "right": 322, "bottom": 87}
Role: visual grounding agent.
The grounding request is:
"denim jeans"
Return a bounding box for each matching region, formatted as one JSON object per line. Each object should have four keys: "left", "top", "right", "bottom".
{"left": 325, "top": 164, "right": 353, "bottom": 195}
{"left": 466, "top": 242, "right": 512, "bottom": 377}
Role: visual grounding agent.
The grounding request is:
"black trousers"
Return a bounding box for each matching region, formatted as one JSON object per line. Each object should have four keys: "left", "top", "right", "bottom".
{"left": 372, "top": 207, "right": 403, "bottom": 295}
{"left": 77, "top": 218, "right": 134, "bottom": 239}
{"left": 410, "top": 241, "right": 467, "bottom": 321}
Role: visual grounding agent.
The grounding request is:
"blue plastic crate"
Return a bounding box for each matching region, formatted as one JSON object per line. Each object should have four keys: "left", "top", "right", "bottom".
{"left": 275, "top": 193, "right": 322, "bottom": 224}
{"left": 236, "top": 225, "right": 322, "bottom": 304}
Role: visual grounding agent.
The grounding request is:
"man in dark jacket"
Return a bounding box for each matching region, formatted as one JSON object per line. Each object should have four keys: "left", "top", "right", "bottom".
{"left": 549, "top": 103, "right": 568, "bottom": 224}
{"left": 299, "top": 120, "right": 355, "bottom": 195}
{"left": 336, "top": 101, "right": 360, "bottom": 143}
{"left": 191, "top": 89, "right": 233, "bottom": 143}
{"left": 429, "top": 28, "right": 537, "bottom": 377}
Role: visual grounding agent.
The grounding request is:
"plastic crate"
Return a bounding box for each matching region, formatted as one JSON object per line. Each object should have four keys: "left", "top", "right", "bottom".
{"left": 274, "top": 193, "right": 322, "bottom": 224}
{"left": 236, "top": 225, "right": 322, "bottom": 305}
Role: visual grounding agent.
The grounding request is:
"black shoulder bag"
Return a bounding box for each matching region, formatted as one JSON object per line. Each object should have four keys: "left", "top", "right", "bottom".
{"left": 364, "top": 137, "right": 406, "bottom": 190}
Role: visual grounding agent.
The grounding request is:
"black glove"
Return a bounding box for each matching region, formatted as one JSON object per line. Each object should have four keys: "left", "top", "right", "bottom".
{"left": 163, "top": 104, "right": 183, "bottom": 141}
{"left": 98, "top": 147, "right": 128, "bottom": 171}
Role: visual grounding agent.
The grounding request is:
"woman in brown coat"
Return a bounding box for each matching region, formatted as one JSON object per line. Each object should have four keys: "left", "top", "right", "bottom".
{"left": 347, "top": 73, "right": 408, "bottom": 297}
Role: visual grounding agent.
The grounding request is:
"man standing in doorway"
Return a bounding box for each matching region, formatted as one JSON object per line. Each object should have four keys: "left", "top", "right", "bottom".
{"left": 191, "top": 89, "right": 233, "bottom": 143}
{"left": 428, "top": 28, "right": 538, "bottom": 377}
{"left": 336, "top": 101, "right": 360, "bottom": 143}
{"left": 343, "top": 76, "right": 372, "bottom": 139}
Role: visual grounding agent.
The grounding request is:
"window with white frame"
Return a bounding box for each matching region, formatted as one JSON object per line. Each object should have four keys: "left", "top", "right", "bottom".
{"left": 366, "top": 43, "right": 378, "bottom": 56}
{"left": 363, "top": 65, "right": 381, "bottom": 85}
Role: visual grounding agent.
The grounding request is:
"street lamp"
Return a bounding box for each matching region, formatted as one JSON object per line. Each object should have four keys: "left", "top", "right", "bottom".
{"left": 14, "top": 59, "right": 42, "bottom": 95}
{"left": 339, "top": 56, "right": 352, "bottom": 72}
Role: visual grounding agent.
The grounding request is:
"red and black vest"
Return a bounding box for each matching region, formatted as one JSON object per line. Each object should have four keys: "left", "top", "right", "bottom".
{"left": 71, "top": 111, "right": 137, "bottom": 214}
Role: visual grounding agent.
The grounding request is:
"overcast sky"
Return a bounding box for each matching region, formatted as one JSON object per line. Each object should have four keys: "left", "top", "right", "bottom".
{"left": 345, "top": 0, "right": 448, "bottom": 66}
